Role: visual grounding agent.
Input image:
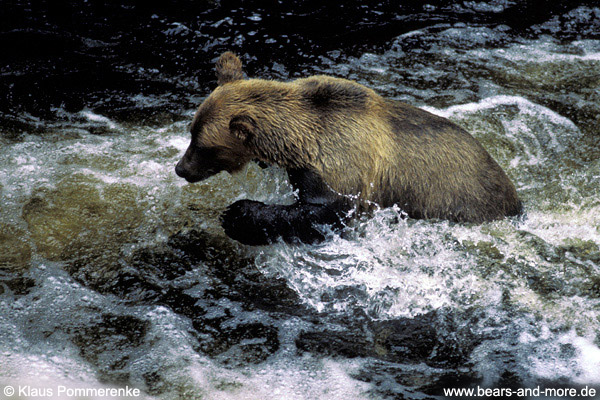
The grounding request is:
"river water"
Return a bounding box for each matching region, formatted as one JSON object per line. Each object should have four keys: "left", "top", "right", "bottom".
{"left": 1, "top": 2, "right": 600, "bottom": 399}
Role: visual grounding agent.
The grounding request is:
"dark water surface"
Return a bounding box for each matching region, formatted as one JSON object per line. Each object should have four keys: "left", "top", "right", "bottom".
{"left": 2, "top": 1, "right": 600, "bottom": 399}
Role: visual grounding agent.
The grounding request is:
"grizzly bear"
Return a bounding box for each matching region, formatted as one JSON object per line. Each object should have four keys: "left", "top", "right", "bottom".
{"left": 175, "top": 52, "right": 522, "bottom": 245}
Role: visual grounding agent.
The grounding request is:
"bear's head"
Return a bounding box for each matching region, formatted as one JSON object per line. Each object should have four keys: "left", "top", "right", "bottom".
{"left": 175, "top": 52, "right": 260, "bottom": 183}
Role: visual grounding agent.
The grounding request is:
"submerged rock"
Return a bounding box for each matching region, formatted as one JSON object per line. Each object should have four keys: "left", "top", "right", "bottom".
{"left": 559, "top": 238, "right": 600, "bottom": 264}
{"left": 72, "top": 314, "right": 150, "bottom": 385}
{"left": 296, "top": 330, "right": 372, "bottom": 359}
{"left": 196, "top": 321, "right": 280, "bottom": 366}
{"left": 0, "top": 276, "right": 36, "bottom": 296}
{"left": 60, "top": 227, "right": 302, "bottom": 369}
{"left": 0, "top": 223, "right": 32, "bottom": 272}
{"left": 353, "top": 361, "right": 480, "bottom": 399}
{"left": 296, "top": 311, "right": 479, "bottom": 368}
{"left": 22, "top": 174, "right": 144, "bottom": 262}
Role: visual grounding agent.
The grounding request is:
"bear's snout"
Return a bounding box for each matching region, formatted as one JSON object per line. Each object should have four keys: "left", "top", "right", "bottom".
{"left": 174, "top": 160, "right": 200, "bottom": 183}
{"left": 174, "top": 161, "right": 186, "bottom": 178}
{"left": 175, "top": 156, "right": 221, "bottom": 183}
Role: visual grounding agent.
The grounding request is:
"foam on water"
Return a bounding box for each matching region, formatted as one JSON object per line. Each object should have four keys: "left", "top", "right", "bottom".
{"left": 492, "top": 39, "right": 600, "bottom": 63}
{"left": 186, "top": 358, "right": 371, "bottom": 400}
{"left": 522, "top": 209, "right": 600, "bottom": 247}
{"left": 0, "top": 264, "right": 146, "bottom": 398}
{"left": 255, "top": 209, "right": 481, "bottom": 319}
{"left": 571, "top": 335, "right": 600, "bottom": 385}
{"left": 524, "top": 328, "right": 600, "bottom": 386}
{"left": 424, "top": 95, "right": 580, "bottom": 135}
{"left": 165, "top": 136, "right": 190, "bottom": 152}
{"left": 79, "top": 110, "right": 119, "bottom": 130}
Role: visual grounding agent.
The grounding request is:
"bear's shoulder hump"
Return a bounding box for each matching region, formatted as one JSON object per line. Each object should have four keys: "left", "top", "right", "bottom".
{"left": 298, "top": 76, "right": 370, "bottom": 111}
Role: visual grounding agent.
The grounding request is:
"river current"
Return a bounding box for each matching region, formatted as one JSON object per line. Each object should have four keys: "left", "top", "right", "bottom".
{"left": 1, "top": 2, "right": 600, "bottom": 399}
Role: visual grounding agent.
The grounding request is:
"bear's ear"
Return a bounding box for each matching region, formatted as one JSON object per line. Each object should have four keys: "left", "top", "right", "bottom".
{"left": 229, "top": 114, "right": 256, "bottom": 143}
{"left": 216, "top": 52, "right": 244, "bottom": 85}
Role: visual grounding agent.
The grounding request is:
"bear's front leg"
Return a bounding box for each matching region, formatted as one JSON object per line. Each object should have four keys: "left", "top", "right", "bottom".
{"left": 221, "top": 199, "right": 348, "bottom": 245}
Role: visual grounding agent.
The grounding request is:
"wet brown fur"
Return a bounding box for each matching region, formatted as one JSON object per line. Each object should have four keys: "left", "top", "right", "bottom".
{"left": 186, "top": 52, "right": 521, "bottom": 223}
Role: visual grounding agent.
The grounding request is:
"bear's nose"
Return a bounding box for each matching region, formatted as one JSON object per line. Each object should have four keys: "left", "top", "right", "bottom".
{"left": 175, "top": 162, "right": 186, "bottom": 178}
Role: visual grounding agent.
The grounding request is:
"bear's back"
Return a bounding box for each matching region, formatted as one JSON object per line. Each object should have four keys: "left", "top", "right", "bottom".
{"left": 290, "top": 76, "right": 521, "bottom": 222}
